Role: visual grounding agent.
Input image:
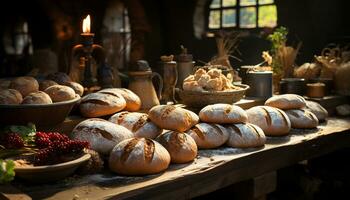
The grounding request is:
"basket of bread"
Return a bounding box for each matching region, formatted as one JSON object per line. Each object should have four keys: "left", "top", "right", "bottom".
{"left": 177, "top": 67, "right": 249, "bottom": 108}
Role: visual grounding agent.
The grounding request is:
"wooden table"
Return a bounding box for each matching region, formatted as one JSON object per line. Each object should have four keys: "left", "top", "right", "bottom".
{"left": 1, "top": 117, "right": 350, "bottom": 200}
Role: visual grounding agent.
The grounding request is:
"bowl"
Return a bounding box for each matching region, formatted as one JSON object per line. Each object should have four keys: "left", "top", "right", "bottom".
{"left": 0, "top": 95, "right": 81, "bottom": 126}
{"left": 177, "top": 84, "right": 249, "bottom": 108}
{"left": 14, "top": 153, "right": 91, "bottom": 183}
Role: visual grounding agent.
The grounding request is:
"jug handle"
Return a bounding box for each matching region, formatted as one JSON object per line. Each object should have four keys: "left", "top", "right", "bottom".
{"left": 152, "top": 72, "right": 163, "bottom": 100}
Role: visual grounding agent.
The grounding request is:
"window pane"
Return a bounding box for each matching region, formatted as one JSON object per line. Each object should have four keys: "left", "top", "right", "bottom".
{"left": 209, "top": 10, "right": 221, "bottom": 29}
{"left": 259, "top": 0, "right": 274, "bottom": 5}
{"left": 240, "top": 7, "right": 256, "bottom": 28}
{"left": 223, "top": 9, "right": 236, "bottom": 27}
{"left": 210, "top": 0, "right": 221, "bottom": 8}
{"left": 258, "top": 5, "right": 277, "bottom": 27}
{"left": 222, "top": 0, "right": 236, "bottom": 7}
{"left": 240, "top": 0, "right": 256, "bottom": 6}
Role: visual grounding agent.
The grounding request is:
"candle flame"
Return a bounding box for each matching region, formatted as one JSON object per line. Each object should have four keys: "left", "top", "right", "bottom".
{"left": 83, "top": 15, "right": 91, "bottom": 33}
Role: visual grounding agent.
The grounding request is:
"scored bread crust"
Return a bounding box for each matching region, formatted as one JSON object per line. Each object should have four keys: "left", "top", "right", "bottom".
{"left": 285, "top": 109, "right": 319, "bottom": 129}
{"left": 265, "top": 94, "right": 306, "bottom": 110}
{"left": 99, "top": 88, "right": 141, "bottom": 111}
{"left": 187, "top": 123, "right": 229, "bottom": 149}
{"left": 304, "top": 100, "right": 328, "bottom": 121}
{"left": 225, "top": 123, "right": 266, "bottom": 148}
{"left": 199, "top": 104, "right": 248, "bottom": 124}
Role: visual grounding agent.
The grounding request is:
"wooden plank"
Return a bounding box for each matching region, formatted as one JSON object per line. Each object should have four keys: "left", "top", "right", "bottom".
{"left": 0, "top": 185, "right": 31, "bottom": 200}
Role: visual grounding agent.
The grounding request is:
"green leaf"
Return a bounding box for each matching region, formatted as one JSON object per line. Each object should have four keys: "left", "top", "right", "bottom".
{"left": 0, "top": 159, "right": 15, "bottom": 184}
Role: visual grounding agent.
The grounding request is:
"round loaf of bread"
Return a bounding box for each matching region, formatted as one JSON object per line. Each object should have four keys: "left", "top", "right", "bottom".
{"left": 44, "top": 85, "right": 76, "bottom": 102}
{"left": 265, "top": 94, "right": 306, "bottom": 110}
{"left": 149, "top": 105, "right": 199, "bottom": 132}
{"left": 72, "top": 118, "right": 133, "bottom": 155}
{"left": 64, "top": 81, "right": 84, "bottom": 96}
{"left": 187, "top": 123, "right": 229, "bottom": 149}
{"left": 109, "top": 111, "right": 162, "bottom": 139}
{"left": 225, "top": 123, "right": 266, "bottom": 148}
{"left": 46, "top": 72, "right": 72, "bottom": 85}
{"left": 305, "top": 100, "right": 328, "bottom": 121}
{"left": 156, "top": 131, "right": 197, "bottom": 163}
{"left": 39, "top": 80, "right": 58, "bottom": 91}
{"left": 99, "top": 88, "right": 141, "bottom": 111}
{"left": 246, "top": 106, "right": 291, "bottom": 136}
{"left": 0, "top": 89, "right": 23, "bottom": 104}
{"left": 79, "top": 92, "right": 126, "bottom": 117}
{"left": 109, "top": 138, "right": 170, "bottom": 175}
{"left": 199, "top": 104, "right": 248, "bottom": 123}
{"left": 9, "top": 76, "right": 39, "bottom": 97}
{"left": 285, "top": 109, "right": 319, "bottom": 128}
{"left": 22, "top": 91, "right": 52, "bottom": 104}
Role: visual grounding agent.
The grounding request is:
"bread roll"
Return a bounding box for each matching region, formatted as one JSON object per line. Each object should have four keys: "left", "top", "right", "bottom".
{"left": 44, "top": 85, "right": 76, "bottom": 102}
{"left": 22, "top": 91, "right": 52, "bottom": 104}
{"left": 285, "top": 109, "right": 319, "bottom": 128}
{"left": 109, "top": 111, "right": 163, "bottom": 139}
{"left": 72, "top": 118, "right": 133, "bottom": 155}
{"left": 265, "top": 94, "right": 306, "bottom": 110}
{"left": 9, "top": 76, "right": 39, "bottom": 97}
{"left": 225, "top": 123, "right": 266, "bottom": 148}
{"left": 39, "top": 80, "right": 58, "bottom": 91}
{"left": 156, "top": 131, "right": 197, "bottom": 163}
{"left": 109, "top": 138, "right": 170, "bottom": 175}
{"left": 187, "top": 123, "right": 229, "bottom": 149}
{"left": 148, "top": 105, "right": 199, "bottom": 132}
{"left": 305, "top": 100, "right": 328, "bottom": 121}
{"left": 0, "top": 89, "right": 23, "bottom": 104}
{"left": 79, "top": 92, "right": 126, "bottom": 117}
{"left": 99, "top": 88, "right": 141, "bottom": 111}
{"left": 199, "top": 104, "right": 248, "bottom": 123}
{"left": 46, "top": 72, "right": 72, "bottom": 84}
{"left": 64, "top": 81, "right": 84, "bottom": 96}
{"left": 246, "top": 106, "right": 291, "bottom": 136}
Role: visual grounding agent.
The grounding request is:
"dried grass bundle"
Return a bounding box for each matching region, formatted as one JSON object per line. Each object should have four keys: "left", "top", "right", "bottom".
{"left": 275, "top": 42, "right": 302, "bottom": 78}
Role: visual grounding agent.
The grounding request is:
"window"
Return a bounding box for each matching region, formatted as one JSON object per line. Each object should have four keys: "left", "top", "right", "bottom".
{"left": 208, "top": 0, "right": 277, "bottom": 30}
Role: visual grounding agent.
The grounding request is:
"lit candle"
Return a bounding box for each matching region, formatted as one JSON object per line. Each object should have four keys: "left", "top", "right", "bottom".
{"left": 81, "top": 15, "right": 94, "bottom": 37}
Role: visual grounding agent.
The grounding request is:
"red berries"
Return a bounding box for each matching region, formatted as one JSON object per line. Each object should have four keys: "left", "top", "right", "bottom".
{"left": 0, "top": 133, "right": 24, "bottom": 149}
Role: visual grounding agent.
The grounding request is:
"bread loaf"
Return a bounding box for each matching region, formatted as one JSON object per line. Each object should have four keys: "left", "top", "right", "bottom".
{"left": 44, "top": 85, "right": 76, "bottom": 102}
{"left": 109, "top": 138, "right": 170, "bottom": 175}
{"left": 156, "top": 131, "right": 197, "bottom": 163}
{"left": 225, "top": 123, "right": 266, "bottom": 148}
{"left": 0, "top": 89, "right": 23, "bottom": 104}
{"left": 149, "top": 105, "right": 199, "bottom": 132}
{"left": 305, "top": 100, "right": 328, "bottom": 121}
{"left": 99, "top": 88, "right": 141, "bottom": 111}
{"left": 285, "top": 109, "right": 319, "bottom": 128}
{"left": 39, "top": 80, "right": 58, "bottom": 91}
{"left": 9, "top": 76, "right": 39, "bottom": 97}
{"left": 46, "top": 72, "right": 72, "bottom": 85}
{"left": 187, "top": 123, "right": 229, "bottom": 149}
{"left": 72, "top": 118, "right": 133, "bottom": 155}
{"left": 246, "top": 106, "right": 291, "bottom": 136}
{"left": 199, "top": 104, "right": 248, "bottom": 123}
{"left": 64, "top": 81, "right": 84, "bottom": 96}
{"left": 22, "top": 91, "right": 52, "bottom": 104}
{"left": 265, "top": 94, "right": 306, "bottom": 109}
{"left": 79, "top": 92, "right": 126, "bottom": 117}
{"left": 109, "top": 111, "right": 163, "bottom": 139}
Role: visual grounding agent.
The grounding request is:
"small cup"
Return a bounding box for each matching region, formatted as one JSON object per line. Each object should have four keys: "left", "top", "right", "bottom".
{"left": 307, "top": 82, "right": 325, "bottom": 98}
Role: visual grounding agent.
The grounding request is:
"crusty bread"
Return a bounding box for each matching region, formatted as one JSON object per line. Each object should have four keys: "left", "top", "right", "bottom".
{"left": 64, "top": 81, "right": 84, "bottom": 96}
{"left": 9, "top": 76, "right": 39, "bottom": 97}
{"left": 156, "top": 131, "right": 197, "bottom": 164}
{"left": 265, "top": 94, "right": 306, "bottom": 110}
{"left": 187, "top": 123, "right": 229, "bottom": 149}
{"left": 199, "top": 104, "right": 248, "bottom": 123}
{"left": 0, "top": 89, "right": 23, "bottom": 104}
{"left": 22, "top": 91, "right": 52, "bottom": 104}
{"left": 246, "top": 106, "right": 291, "bottom": 136}
{"left": 285, "top": 109, "right": 319, "bottom": 128}
{"left": 109, "top": 138, "right": 170, "bottom": 175}
{"left": 72, "top": 118, "right": 133, "bottom": 155}
{"left": 39, "top": 80, "right": 58, "bottom": 91}
{"left": 46, "top": 72, "right": 72, "bottom": 85}
{"left": 44, "top": 85, "right": 76, "bottom": 102}
{"left": 99, "top": 88, "right": 141, "bottom": 111}
{"left": 304, "top": 100, "right": 328, "bottom": 121}
{"left": 148, "top": 105, "right": 199, "bottom": 132}
{"left": 225, "top": 123, "right": 266, "bottom": 148}
{"left": 109, "top": 111, "right": 163, "bottom": 139}
{"left": 79, "top": 92, "right": 126, "bottom": 117}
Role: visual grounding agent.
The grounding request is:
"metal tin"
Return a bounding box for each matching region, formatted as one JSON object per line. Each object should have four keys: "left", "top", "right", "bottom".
{"left": 244, "top": 71, "right": 273, "bottom": 98}
{"left": 279, "top": 78, "right": 306, "bottom": 95}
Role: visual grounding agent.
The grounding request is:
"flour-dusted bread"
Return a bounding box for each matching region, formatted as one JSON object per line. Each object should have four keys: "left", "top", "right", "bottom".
{"left": 39, "top": 80, "right": 58, "bottom": 91}
{"left": 246, "top": 106, "right": 291, "bottom": 136}
{"left": 22, "top": 91, "right": 52, "bottom": 104}
{"left": 285, "top": 109, "right": 319, "bottom": 129}
{"left": 156, "top": 131, "right": 197, "bottom": 164}
{"left": 44, "top": 85, "right": 76, "bottom": 102}
{"left": 305, "top": 100, "right": 328, "bottom": 121}
{"left": 225, "top": 123, "right": 266, "bottom": 148}
{"left": 199, "top": 104, "right": 248, "bottom": 124}
{"left": 79, "top": 92, "right": 126, "bottom": 117}
{"left": 187, "top": 123, "right": 229, "bottom": 149}
{"left": 109, "top": 111, "right": 163, "bottom": 139}
{"left": 99, "top": 88, "right": 141, "bottom": 111}
{"left": 265, "top": 94, "right": 306, "bottom": 110}
{"left": 109, "top": 138, "right": 170, "bottom": 175}
{"left": 149, "top": 105, "right": 199, "bottom": 132}
{"left": 64, "top": 81, "right": 84, "bottom": 96}
{"left": 9, "top": 76, "right": 39, "bottom": 97}
{"left": 0, "top": 89, "right": 22, "bottom": 104}
{"left": 72, "top": 118, "right": 133, "bottom": 155}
